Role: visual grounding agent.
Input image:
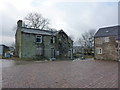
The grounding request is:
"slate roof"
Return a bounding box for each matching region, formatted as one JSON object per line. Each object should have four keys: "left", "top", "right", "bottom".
{"left": 20, "top": 27, "right": 72, "bottom": 41}
{"left": 0, "top": 44, "right": 9, "bottom": 47}
{"left": 21, "top": 28, "right": 58, "bottom": 36}
{"left": 94, "top": 25, "right": 120, "bottom": 40}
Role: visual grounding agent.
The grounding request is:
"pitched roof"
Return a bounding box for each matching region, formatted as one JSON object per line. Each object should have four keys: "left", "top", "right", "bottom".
{"left": 94, "top": 25, "right": 120, "bottom": 40}
{"left": 0, "top": 44, "right": 9, "bottom": 48}
{"left": 20, "top": 27, "right": 73, "bottom": 41}
{"left": 21, "top": 28, "right": 58, "bottom": 36}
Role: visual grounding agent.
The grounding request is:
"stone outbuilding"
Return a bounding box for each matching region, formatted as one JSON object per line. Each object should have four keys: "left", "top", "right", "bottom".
{"left": 94, "top": 25, "right": 120, "bottom": 61}
{"left": 15, "top": 20, "right": 73, "bottom": 60}
{"left": 0, "top": 44, "right": 9, "bottom": 57}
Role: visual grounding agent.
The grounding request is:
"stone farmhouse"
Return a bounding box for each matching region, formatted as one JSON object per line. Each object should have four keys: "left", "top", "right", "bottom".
{"left": 15, "top": 20, "right": 73, "bottom": 60}
{"left": 94, "top": 25, "right": 120, "bottom": 61}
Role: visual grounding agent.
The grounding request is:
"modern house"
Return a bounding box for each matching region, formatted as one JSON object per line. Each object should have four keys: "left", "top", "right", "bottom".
{"left": 0, "top": 44, "right": 9, "bottom": 57}
{"left": 94, "top": 25, "right": 120, "bottom": 61}
{"left": 15, "top": 20, "right": 73, "bottom": 60}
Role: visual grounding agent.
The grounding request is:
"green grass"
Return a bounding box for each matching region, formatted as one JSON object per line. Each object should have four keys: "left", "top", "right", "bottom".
{"left": 85, "top": 55, "right": 94, "bottom": 59}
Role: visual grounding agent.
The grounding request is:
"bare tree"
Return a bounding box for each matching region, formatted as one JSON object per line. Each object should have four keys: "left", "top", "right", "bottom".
{"left": 78, "top": 29, "right": 96, "bottom": 46}
{"left": 24, "top": 12, "right": 50, "bottom": 30}
{"left": 78, "top": 29, "right": 96, "bottom": 55}
{"left": 78, "top": 38, "right": 84, "bottom": 46}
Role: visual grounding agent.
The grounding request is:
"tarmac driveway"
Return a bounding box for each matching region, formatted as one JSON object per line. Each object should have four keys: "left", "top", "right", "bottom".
{"left": 2, "top": 59, "right": 118, "bottom": 88}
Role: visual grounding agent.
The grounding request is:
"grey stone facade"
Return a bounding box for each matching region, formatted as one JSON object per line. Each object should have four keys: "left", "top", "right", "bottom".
{"left": 0, "top": 44, "right": 9, "bottom": 57}
{"left": 94, "top": 25, "right": 119, "bottom": 61}
{"left": 15, "top": 20, "right": 73, "bottom": 60}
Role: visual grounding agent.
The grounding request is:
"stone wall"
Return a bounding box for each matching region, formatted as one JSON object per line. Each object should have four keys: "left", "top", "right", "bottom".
{"left": 95, "top": 36, "right": 118, "bottom": 61}
{"left": 16, "top": 28, "right": 73, "bottom": 59}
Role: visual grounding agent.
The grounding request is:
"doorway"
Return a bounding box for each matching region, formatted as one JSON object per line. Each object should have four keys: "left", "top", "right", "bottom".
{"left": 51, "top": 48, "right": 55, "bottom": 58}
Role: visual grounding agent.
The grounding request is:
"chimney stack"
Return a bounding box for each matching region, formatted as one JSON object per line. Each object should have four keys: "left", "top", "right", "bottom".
{"left": 17, "top": 20, "right": 22, "bottom": 27}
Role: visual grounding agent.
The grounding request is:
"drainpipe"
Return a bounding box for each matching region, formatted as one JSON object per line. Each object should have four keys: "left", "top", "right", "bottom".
{"left": 118, "top": 40, "right": 120, "bottom": 62}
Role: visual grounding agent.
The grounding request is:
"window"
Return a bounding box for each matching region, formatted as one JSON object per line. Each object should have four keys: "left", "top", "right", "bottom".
{"left": 26, "top": 33, "right": 30, "bottom": 37}
{"left": 36, "top": 47, "right": 42, "bottom": 55}
{"left": 51, "top": 36, "right": 55, "bottom": 43}
{"left": 96, "top": 38, "right": 103, "bottom": 44}
{"left": 104, "top": 37, "right": 109, "bottom": 42}
{"left": 96, "top": 48, "right": 102, "bottom": 54}
{"left": 56, "top": 51, "right": 59, "bottom": 55}
{"left": 36, "top": 35, "right": 42, "bottom": 43}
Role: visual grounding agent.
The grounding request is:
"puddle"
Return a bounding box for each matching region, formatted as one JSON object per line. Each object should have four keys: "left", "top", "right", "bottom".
{"left": 1, "top": 59, "right": 35, "bottom": 68}
{"left": 2, "top": 59, "right": 15, "bottom": 68}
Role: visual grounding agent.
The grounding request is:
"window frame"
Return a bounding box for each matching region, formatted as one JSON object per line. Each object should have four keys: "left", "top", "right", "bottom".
{"left": 50, "top": 36, "right": 55, "bottom": 44}
{"left": 96, "top": 48, "right": 102, "bottom": 54}
{"left": 36, "top": 35, "right": 42, "bottom": 43}
{"left": 104, "top": 37, "right": 109, "bottom": 42}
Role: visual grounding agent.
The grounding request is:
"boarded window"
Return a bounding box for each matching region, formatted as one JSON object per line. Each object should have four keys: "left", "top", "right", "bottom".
{"left": 36, "top": 47, "right": 42, "bottom": 55}
{"left": 36, "top": 35, "right": 42, "bottom": 43}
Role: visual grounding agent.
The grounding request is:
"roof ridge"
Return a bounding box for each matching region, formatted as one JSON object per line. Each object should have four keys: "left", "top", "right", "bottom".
{"left": 21, "top": 28, "right": 58, "bottom": 36}
{"left": 22, "top": 27, "right": 58, "bottom": 33}
{"left": 99, "top": 25, "right": 120, "bottom": 30}
{"left": 21, "top": 27, "right": 49, "bottom": 31}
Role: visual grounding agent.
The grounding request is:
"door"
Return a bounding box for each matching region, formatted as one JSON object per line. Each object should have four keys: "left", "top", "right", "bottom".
{"left": 51, "top": 48, "right": 55, "bottom": 58}
{"left": 68, "top": 49, "right": 73, "bottom": 59}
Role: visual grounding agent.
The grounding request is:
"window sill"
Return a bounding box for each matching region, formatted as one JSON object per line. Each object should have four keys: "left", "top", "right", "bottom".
{"left": 35, "top": 42, "right": 43, "bottom": 44}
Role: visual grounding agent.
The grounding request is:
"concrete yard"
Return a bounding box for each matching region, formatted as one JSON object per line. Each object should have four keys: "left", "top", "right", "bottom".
{"left": 2, "top": 59, "right": 118, "bottom": 88}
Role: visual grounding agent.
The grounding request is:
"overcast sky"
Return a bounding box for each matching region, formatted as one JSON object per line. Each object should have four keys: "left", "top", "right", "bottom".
{"left": 0, "top": 0, "right": 119, "bottom": 46}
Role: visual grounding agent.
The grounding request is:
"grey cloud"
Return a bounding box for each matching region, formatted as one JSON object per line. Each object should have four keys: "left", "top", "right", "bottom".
{"left": 1, "top": 1, "right": 118, "bottom": 45}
